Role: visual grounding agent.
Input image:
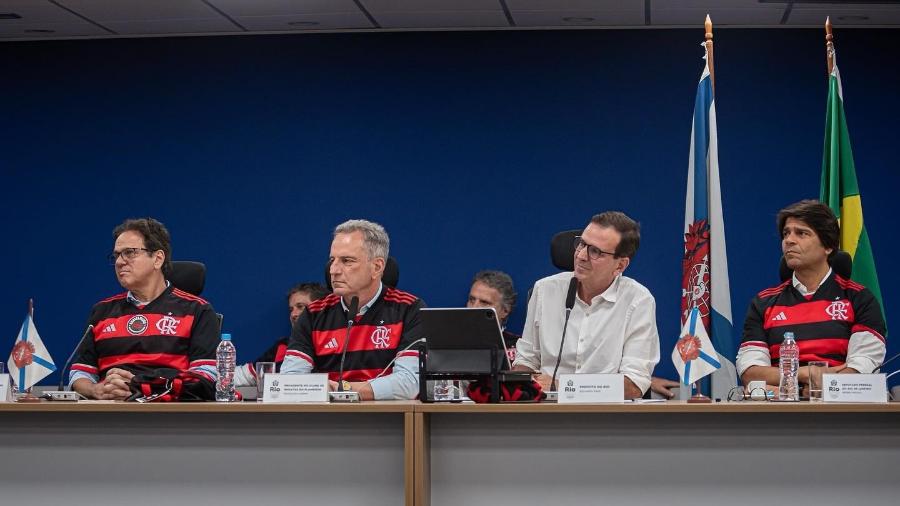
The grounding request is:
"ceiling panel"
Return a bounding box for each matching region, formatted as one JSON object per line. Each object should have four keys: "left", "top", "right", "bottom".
{"left": 652, "top": 7, "right": 787, "bottom": 26}
{"left": 788, "top": 3, "right": 900, "bottom": 25}
{"left": 513, "top": 9, "right": 645, "bottom": 27}
{"left": 0, "top": 0, "right": 84, "bottom": 23}
{"left": 507, "top": 0, "right": 639, "bottom": 9}
{"left": 374, "top": 11, "right": 510, "bottom": 28}
{"left": 0, "top": 21, "right": 108, "bottom": 38}
{"left": 103, "top": 18, "right": 242, "bottom": 35}
{"left": 57, "top": 0, "right": 220, "bottom": 21}
{"left": 211, "top": 0, "right": 362, "bottom": 17}
{"left": 362, "top": 0, "right": 503, "bottom": 11}
{"left": 235, "top": 12, "right": 374, "bottom": 31}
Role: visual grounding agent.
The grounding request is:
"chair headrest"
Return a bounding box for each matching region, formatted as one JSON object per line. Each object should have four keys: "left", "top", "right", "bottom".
{"left": 550, "top": 230, "right": 580, "bottom": 271}
{"left": 778, "top": 250, "right": 852, "bottom": 282}
{"left": 169, "top": 261, "right": 206, "bottom": 296}
{"left": 324, "top": 256, "right": 399, "bottom": 291}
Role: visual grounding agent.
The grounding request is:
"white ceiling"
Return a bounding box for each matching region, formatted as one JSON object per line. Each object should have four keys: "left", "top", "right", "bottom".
{"left": 0, "top": 0, "right": 898, "bottom": 41}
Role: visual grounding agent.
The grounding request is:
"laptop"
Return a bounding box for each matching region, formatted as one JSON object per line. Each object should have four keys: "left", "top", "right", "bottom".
{"left": 419, "top": 307, "right": 512, "bottom": 373}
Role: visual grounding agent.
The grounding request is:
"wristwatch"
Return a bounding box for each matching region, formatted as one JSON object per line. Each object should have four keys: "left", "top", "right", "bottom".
{"left": 341, "top": 380, "right": 352, "bottom": 391}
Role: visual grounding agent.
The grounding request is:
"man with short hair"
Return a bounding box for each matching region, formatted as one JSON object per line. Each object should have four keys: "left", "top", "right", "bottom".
{"left": 70, "top": 218, "right": 219, "bottom": 400}
{"left": 737, "top": 200, "right": 886, "bottom": 386}
{"left": 235, "top": 282, "right": 329, "bottom": 387}
{"left": 513, "top": 211, "right": 660, "bottom": 399}
{"left": 281, "top": 219, "right": 426, "bottom": 400}
{"left": 466, "top": 270, "right": 520, "bottom": 362}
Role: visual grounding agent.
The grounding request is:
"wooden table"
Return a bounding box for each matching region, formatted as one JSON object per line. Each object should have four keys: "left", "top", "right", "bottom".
{"left": 3, "top": 401, "right": 898, "bottom": 506}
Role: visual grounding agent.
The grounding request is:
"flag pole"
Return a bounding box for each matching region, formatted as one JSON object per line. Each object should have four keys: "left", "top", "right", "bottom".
{"left": 28, "top": 298, "right": 34, "bottom": 320}
{"left": 705, "top": 14, "right": 715, "bottom": 95}
{"left": 825, "top": 17, "right": 835, "bottom": 76}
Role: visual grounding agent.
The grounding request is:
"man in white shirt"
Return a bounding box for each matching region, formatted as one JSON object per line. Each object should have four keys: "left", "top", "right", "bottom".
{"left": 513, "top": 211, "right": 660, "bottom": 399}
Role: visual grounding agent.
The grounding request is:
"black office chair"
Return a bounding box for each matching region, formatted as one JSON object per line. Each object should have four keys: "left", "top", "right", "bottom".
{"left": 550, "top": 229, "right": 581, "bottom": 271}
{"left": 778, "top": 250, "right": 852, "bottom": 282}
{"left": 324, "top": 256, "right": 400, "bottom": 291}
{"left": 169, "top": 261, "right": 206, "bottom": 296}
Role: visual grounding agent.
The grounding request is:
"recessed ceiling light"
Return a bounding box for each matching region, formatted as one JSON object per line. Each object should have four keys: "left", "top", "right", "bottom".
{"left": 837, "top": 15, "right": 869, "bottom": 22}
{"left": 0, "top": 13, "right": 23, "bottom": 20}
{"left": 24, "top": 29, "right": 55, "bottom": 33}
{"left": 562, "top": 17, "right": 595, "bottom": 23}
{"left": 288, "top": 21, "right": 320, "bottom": 27}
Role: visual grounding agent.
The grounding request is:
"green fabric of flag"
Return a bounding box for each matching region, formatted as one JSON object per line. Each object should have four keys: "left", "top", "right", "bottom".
{"left": 820, "top": 57, "right": 886, "bottom": 321}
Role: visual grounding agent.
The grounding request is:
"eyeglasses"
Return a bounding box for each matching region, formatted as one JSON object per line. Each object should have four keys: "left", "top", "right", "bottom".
{"left": 108, "top": 247, "right": 152, "bottom": 265}
{"left": 726, "top": 386, "right": 773, "bottom": 402}
{"left": 573, "top": 236, "right": 617, "bottom": 261}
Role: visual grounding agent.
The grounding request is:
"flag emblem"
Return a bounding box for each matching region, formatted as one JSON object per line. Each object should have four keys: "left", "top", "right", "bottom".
{"left": 11, "top": 340, "right": 35, "bottom": 368}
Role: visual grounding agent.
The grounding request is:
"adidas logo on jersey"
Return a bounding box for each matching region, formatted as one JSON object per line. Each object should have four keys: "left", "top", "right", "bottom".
{"left": 323, "top": 337, "right": 339, "bottom": 350}
{"left": 102, "top": 323, "right": 117, "bottom": 333}
{"left": 771, "top": 311, "right": 788, "bottom": 321}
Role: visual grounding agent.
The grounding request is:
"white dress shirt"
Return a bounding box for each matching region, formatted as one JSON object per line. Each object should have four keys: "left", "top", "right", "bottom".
{"left": 513, "top": 271, "right": 660, "bottom": 394}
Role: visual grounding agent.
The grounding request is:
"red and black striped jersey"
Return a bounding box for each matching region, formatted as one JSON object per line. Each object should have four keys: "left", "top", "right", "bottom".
{"left": 737, "top": 272, "right": 886, "bottom": 370}
{"left": 285, "top": 287, "right": 425, "bottom": 382}
{"left": 70, "top": 284, "right": 219, "bottom": 383}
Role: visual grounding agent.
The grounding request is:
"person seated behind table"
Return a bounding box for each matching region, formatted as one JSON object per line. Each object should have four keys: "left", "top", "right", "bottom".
{"left": 512, "top": 211, "right": 660, "bottom": 399}
{"left": 234, "top": 282, "right": 329, "bottom": 387}
{"left": 736, "top": 200, "right": 886, "bottom": 390}
{"left": 70, "top": 218, "right": 219, "bottom": 400}
{"left": 466, "top": 270, "right": 520, "bottom": 363}
{"left": 280, "top": 219, "right": 426, "bottom": 400}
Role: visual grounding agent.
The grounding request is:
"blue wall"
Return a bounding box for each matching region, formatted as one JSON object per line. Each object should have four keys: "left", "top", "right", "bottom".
{"left": 2, "top": 28, "right": 898, "bottom": 387}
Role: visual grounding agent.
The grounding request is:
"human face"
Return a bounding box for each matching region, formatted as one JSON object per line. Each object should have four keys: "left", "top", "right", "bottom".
{"left": 113, "top": 230, "right": 164, "bottom": 291}
{"left": 782, "top": 217, "right": 832, "bottom": 272}
{"left": 288, "top": 291, "right": 313, "bottom": 325}
{"left": 466, "top": 281, "right": 509, "bottom": 322}
{"left": 573, "top": 223, "right": 630, "bottom": 293}
{"left": 328, "top": 231, "right": 383, "bottom": 300}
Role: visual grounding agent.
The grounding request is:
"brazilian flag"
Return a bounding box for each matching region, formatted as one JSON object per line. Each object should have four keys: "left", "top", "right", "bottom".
{"left": 820, "top": 54, "right": 885, "bottom": 322}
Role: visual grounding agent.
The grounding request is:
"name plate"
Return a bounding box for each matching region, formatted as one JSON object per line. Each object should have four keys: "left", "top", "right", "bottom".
{"left": 823, "top": 373, "right": 888, "bottom": 403}
{"left": 0, "top": 374, "right": 12, "bottom": 402}
{"left": 558, "top": 374, "right": 624, "bottom": 403}
{"left": 262, "top": 373, "right": 328, "bottom": 403}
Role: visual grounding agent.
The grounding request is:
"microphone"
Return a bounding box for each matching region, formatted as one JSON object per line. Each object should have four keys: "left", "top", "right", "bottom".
{"left": 873, "top": 350, "right": 900, "bottom": 374}
{"left": 549, "top": 277, "right": 578, "bottom": 392}
{"left": 58, "top": 324, "right": 94, "bottom": 392}
{"left": 336, "top": 296, "right": 360, "bottom": 392}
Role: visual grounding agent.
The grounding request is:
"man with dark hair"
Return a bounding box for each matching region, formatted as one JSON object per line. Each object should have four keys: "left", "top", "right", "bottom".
{"left": 466, "top": 270, "right": 520, "bottom": 361}
{"left": 736, "top": 200, "right": 886, "bottom": 387}
{"left": 70, "top": 218, "right": 219, "bottom": 400}
{"left": 513, "top": 211, "right": 660, "bottom": 399}
{"left": 234, "top": 282, "right": 329, "bottom": 387}
{"left": 281, "top": 219, "right": 426, "bottom": 400}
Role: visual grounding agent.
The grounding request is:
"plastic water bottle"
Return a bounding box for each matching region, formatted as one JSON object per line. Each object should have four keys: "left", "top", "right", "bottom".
{"left": 433, "top": 379, "right": 453, "bottom": 402}
{"left": 778, "top": 332, "right": 799, "bottom": 401}
{"left": 216, "top": 333, "right": 236, "bottom": 402}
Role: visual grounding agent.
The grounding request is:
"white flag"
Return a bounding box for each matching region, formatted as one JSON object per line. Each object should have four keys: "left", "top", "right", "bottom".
{"left": 672, "top": 307, "right": 721, "bottom": 385}
{"left": 7, "top": 314, "right": 56, "bottom": 390}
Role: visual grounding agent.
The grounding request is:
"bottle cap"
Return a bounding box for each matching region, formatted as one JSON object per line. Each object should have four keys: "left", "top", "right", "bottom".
{"left": 221, "top": 333, "right": 232, "bottom": 341}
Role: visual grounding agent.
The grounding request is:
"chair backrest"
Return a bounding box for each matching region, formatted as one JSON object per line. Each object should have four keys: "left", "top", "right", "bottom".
{"left": 324, "top": 256, "right": 399, "bottom": 291}
{"left": 778, "top": 250, "right": 852, "bottom": 282}
{"left": 550, "top": 229, "right": 580, "bottom": 271}
{"left": 169, "top": 261, "right": 206, "bottom": 296}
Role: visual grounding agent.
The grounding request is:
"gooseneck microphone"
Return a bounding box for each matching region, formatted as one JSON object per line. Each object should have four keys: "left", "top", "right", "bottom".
{"left": 58, "top": 324, "right": 94, "bottom": 392}
{"left": 873, "top": 350, "right": 900, "bottom": 374}
{"left": 549, "top": 277, "right": 578, "bottom": 392}
{"left": 336, "top": 296, "right": 360, "bottom": 392}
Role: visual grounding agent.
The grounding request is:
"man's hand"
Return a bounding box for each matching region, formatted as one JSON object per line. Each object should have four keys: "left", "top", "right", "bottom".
{"left": 90, "top": 368, "right": 134, "bottom": 400}
{"left": 532, "top": 373, "right": 553, "bottom": 391}
{"left": 650, "top": 377, "right": 681, "bottom": 399}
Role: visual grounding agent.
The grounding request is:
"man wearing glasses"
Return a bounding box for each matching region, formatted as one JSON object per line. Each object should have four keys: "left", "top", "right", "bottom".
{"left": 69, "top": 218, "right": 219, "bottom": 400}
{"left": 512, "top": 211, "right": 660, "bottom": 399}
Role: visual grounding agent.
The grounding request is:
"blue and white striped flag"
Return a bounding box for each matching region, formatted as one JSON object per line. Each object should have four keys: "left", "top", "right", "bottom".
{"left": 7, "top": 314, "right": 56, "bottom": 391}
{"left": 680, "top": 41, "right": 735, "bottom": 369}
{"left": 674, "top": 307, "right": 721, "bottom": 385}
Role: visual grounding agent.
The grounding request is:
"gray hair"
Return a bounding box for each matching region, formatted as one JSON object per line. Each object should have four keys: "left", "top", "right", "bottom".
{"left": 333, "top": 219, "right": 390, "bottom": 260}
{"left": 472, "top": 270, "right": 517, "bottom": 318}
